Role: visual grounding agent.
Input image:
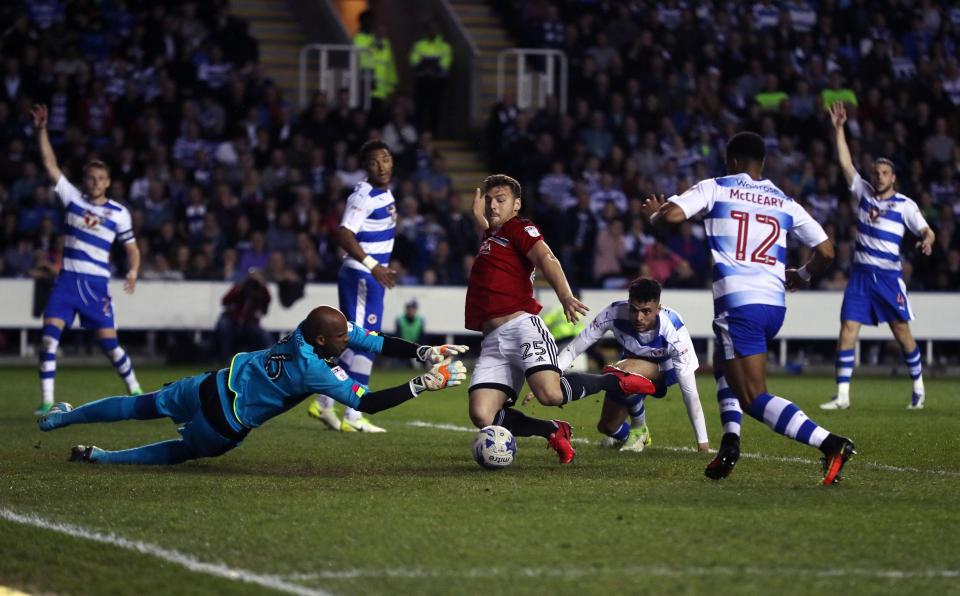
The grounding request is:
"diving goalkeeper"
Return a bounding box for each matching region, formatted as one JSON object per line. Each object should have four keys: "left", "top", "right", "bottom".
{"left": 38, "top": 305, "right": 467, "bottom": 465}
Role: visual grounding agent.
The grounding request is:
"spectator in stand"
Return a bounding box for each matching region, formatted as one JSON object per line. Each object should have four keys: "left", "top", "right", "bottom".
{"left": 214, "top": 270, "right": 272, "bottom": 360}
{"left": 409, "top": 19, "right": 452, "bottom": 135}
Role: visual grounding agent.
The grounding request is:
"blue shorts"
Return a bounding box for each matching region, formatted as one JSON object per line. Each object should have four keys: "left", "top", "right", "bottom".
{"left": 840, "top": 266, "right": 914, "bottom": 325}
{"left": 44, "top": 271, "right": 115, "bottom": 329}
{"left": 713, "top": 304, "right": 786, "bottom": 361}
{"left": 338, "top": 266, "right": 385, "bottom": 332}
{"left": 155, "top": 372, "right": 245, "bottom": 458}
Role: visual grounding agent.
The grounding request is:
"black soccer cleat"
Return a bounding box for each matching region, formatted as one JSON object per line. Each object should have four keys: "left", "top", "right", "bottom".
{"left": 68, "top": 445, "right": 98, "bottom": 463}
{"left": 821, "top": 436, "right": 856, "bottom": 485}
{"left": 704, "top": 433, "right": 740, "bottom": 480}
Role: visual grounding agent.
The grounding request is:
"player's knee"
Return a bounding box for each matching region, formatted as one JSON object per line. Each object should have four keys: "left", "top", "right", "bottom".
{"left": 534, "top": 387, "right": 564, "bottom": 407}
{"left": 596, "top": 419, "right": 619, "bottom": 435}
{"left": 468, "top": 401, "right": 496, "bottom": 428}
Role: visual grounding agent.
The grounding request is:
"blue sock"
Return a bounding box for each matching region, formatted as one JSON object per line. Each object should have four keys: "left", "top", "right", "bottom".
{"left": 39, "top": 323, "right": 63, "bottom": 403}
{"left": 835, "top": 349, "right": 855, "bottom": 384}
{"left": 60, "top": 392, "right": 162, "bottom": 427}
{"left": 745, "top": 392, "right": 830, "bottom": 448}
{"left": 609, "top": 422, "right": 630, "bottom": 441}
{"left": 98, "top": 336, "right": 139, "bottom": 390}
{"left": 716, "top": 374, "right": 742, "bottom": 436}
{"left": 904, "top": 347, "right": 922, "bottom": 381}
{"left": 626, "top": 394, "right": 646, "bottom": 425}
{"left": 94, "top": 439, "right": 195, "bottom": 465}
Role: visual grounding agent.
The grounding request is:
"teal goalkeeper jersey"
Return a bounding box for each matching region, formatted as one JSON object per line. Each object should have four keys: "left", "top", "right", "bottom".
{"left": 221, "top": 322, "right": 384, "bottom": 428}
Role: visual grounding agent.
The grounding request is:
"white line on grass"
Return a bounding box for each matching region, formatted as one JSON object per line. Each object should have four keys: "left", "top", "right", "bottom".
{"left": 0, "top": 508, "right": 330, "bottom": 596}
{"left": 406, "top": 420, "right": 960, "bottom": 478}
{"left": 283, "top": 564, "right": 960, "bottom": 581}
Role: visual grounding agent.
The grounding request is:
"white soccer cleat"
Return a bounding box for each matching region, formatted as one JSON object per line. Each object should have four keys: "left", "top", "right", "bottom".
{"left": 307, "top": 401, "right": 341, "bottom": 430}
{"left": 341, "top": 415, "right": 387, "bottom": 433}
{"left": 819, "top": 396, "right": 850, "bottom": 410}
{"left": 907, "top": 393, "right": 925, "bottom": 410}
{"left": 621, "top": 425, "right": 652, "bottom": 453}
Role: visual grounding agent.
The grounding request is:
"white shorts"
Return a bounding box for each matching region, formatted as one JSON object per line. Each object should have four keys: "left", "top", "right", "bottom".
{"left": 469, "top": 313, "right": 560, "bottom": 403}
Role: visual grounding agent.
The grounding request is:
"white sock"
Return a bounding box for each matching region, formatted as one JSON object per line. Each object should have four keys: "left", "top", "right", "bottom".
{"left": 913, "top": 377, "right": 924, "bottom": 396}
{"left": 343, "top": 407, "right": 362, "bottom": 422}
{"left": 837, "top": 382, "right": 850, "bottom": 402}
{"left": 315, "top": 395, "right": 335, "bottom": 409}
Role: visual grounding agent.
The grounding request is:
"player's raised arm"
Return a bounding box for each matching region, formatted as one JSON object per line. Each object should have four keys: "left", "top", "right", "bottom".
{"left": 829, "top": 102, "right": 857, "bottom": 186}
{"left": 30, "top": 104, "right": 63, "bottom": 183}
{"left": 471, "top": 187, "right": 490, "bottom": 231}
{"left": 526, "top": 241, "right": 588, "bottom": 323}
{"left": 334, "top": 225, "right": 397, "bottom": 289}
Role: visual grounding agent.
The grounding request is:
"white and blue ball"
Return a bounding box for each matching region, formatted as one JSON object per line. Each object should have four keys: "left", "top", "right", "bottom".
{"left": 472, "top": 425, "right": 516, "bottom": 469}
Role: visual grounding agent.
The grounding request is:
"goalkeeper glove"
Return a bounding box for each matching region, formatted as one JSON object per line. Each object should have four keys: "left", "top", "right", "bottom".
{"left": 416, "top": 343, "right": 470, "bottom": 363}
{"left": 409, "top": 358, "right": 467, "bottom": 395}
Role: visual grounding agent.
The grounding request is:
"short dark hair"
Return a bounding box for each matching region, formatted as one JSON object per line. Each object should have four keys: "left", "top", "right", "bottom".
{"left": 83, "top": 160, "right": 110, "bottom": 176}
{"left": 725, "top": 132, "right": 766, "bottom": 166}
{"left": 628, "top": 277, "right": 662, "bottom": 303}
{"left": 482, "top": 174, "right": 521, "bottom": 198}
{"left": 359, "top": 140, "right": 390, "bottom": 163}
{"left": 874, "top": 157, "right": 896, "bottom": 174}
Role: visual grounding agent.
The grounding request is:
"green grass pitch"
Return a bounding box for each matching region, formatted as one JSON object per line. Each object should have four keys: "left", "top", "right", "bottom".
{"left": 1, "top": 365, "right": 959, "bottom": 595}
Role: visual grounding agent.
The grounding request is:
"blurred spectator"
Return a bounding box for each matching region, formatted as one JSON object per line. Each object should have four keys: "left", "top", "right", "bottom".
{"left": 214, "top": 271, "right": 272, "bottom": 360}
{"left": 409, "top": 19, "right": 452, "bottom": 135}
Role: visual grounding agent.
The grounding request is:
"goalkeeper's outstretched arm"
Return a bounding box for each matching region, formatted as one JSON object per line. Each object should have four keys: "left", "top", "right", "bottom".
{"left": 356, "top": 359, "right": 467, "bottom": 414}
{"left": 378, "top": 334, "right": 470, "bottom": 363}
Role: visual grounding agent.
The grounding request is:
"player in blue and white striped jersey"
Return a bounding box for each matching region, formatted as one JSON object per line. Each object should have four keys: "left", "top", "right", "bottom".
{"left": 308, "top": 140, "right": 398, "bottom": 432}
{"left": 552, "top": 278, "right": 709, "bottom": 453}
{"left": 31, "top": 104, "right": 142, "bottom": 415}
{"left": 821, "top": 102, "right": 936, "bottom": 411}
{"left": 642, "top": 132, "right": 855, "bottom": 485}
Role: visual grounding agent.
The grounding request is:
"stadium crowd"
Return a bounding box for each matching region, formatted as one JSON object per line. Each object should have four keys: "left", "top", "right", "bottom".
{"left": 0, "top": 0, "right": 958, "bottom": 294}
{"left": 489, "top": 0, "right": 960, "bottom": 291}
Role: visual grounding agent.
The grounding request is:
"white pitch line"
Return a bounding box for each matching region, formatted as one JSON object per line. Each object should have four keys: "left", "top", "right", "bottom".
{"left": 284, "top": 564, "right": 960, "bottom": 581}
{"left": 0, "top": 509, "right": 330, "bottom": 596}
{"left": 405, "top": 420, "right": 960, "bottom": 478}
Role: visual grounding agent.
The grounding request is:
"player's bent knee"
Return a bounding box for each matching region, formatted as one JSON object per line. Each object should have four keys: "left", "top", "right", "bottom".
{"left": 534, "top": 388, "right": 564, "bottom": 407}
{"left": 596, "top": 419, "right": 619, "bottom": 435}
{"left": 468, "top": 408, "right": 495, "bottom": 428}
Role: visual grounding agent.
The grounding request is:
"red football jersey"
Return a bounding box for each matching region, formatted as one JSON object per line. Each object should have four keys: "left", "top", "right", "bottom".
{"left": 465, "top": 217, "right": 545, "bottom": 331}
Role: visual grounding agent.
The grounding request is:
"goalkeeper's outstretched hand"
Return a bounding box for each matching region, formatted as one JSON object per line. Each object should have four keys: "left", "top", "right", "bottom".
{"left": 410, "top": 358, "right": 468, "bottom": 395}
{"left": 416, "top": 344, "right": 470, "bottom": 364}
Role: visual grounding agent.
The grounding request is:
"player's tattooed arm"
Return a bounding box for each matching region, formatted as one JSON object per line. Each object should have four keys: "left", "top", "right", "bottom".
{"left": 527, "top": 242, "right": 588, "bottom": 323}
{"left": 829, "top": 102, "right": 857, "bottom": 186}
{"left": 30, "top": 104, "right": 63, "bottom": 183}
{"left": 471, "top": 188, "right": 489, "bottom": 231}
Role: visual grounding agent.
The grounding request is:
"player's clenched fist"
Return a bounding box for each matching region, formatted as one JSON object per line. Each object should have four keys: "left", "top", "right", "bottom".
{"left": 416, "top": 344, "right": 470, "bottom": 363}
{"left": 409, "top": 358, "right": 467, "bottom": 394}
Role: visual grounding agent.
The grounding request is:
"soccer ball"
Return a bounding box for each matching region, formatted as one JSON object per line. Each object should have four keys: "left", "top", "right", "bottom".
{"left": 473, "top": 425, "right": 516, "bottom": 469}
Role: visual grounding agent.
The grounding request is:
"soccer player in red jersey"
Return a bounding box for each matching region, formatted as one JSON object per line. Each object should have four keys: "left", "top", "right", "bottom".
{"left": 465, "top": 175, "right": 656, "bottom": 464}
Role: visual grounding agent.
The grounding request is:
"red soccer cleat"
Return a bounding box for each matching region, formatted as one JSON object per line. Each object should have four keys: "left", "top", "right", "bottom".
{"left": 602, "top": 365, "right": 656, "bottom": 396}
{"left": 547, "top": 420, "right": 575, "bottom": 464}
{"left": 821, "top": 436, "right": 856, "bottom": 486}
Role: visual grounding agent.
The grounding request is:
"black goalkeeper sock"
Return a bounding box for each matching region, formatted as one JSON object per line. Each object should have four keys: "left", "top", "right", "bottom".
{"left": 560, "top": 372, "right": 618, "bottom": 404}
{"left": 493, "top": 407, "right": 557, "bottom": 438}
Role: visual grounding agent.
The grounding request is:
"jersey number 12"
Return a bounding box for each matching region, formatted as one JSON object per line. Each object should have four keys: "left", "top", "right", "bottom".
{"left": 730, "top": 210, "right": 779, "bottom": 265}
